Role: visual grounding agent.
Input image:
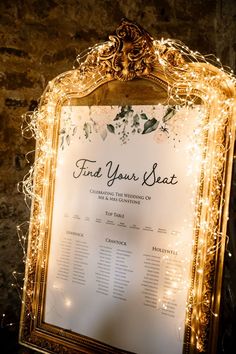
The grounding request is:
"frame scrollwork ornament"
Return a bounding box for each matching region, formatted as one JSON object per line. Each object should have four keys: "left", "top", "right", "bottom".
{"left": 79, "top": 18, "right": 185, "bottom": 82}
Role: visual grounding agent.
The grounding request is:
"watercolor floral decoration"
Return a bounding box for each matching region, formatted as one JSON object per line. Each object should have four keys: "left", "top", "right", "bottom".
{"left": 59, "top": 105, "right": 201, "bottom": 149}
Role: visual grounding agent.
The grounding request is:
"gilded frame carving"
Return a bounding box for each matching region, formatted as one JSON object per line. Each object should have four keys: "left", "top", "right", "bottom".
{"left": 19, "top": 19, "right": 235, "bottom": 354}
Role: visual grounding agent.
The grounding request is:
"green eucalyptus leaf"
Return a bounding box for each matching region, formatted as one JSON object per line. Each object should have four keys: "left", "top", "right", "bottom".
{"left": 107, "top": 124, "right": 115, "bottom": 134}
{"left": 60, "top": 136, "right": 64, "bottom": 148}
{"left": 163, "top": 106, "right": 176, "bottom": 122}
{"left": 83, "top": 122, "right": 91, "bottom": 139}
{"left": 142, "top": 118, "right": 159, "bottom": 134}
{"left": 125, "top": 105, "right": 133, "bottom": 114}
{"left": 72, "top": 126, "right": 77, "bottom": 136}
{"left": 114, "top": 106, "right": 133, "bottom": 120}
{"left": 66, "top": 135, "right": 70, "bottom": 146}
{"left": 140, "top": 113, "right": 148, "bottom": 120}
{"left": 133, "top": 114, "right": 140, "bottom": 126}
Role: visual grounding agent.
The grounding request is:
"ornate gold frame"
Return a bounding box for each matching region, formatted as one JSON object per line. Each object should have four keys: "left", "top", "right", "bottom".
{"left": 19, "top": 19, "right": 235, "bottom": 354}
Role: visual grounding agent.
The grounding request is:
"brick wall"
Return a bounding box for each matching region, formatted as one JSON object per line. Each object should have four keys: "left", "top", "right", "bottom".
{"left": 0, "top": 1, "right": 235, "bottom": 353}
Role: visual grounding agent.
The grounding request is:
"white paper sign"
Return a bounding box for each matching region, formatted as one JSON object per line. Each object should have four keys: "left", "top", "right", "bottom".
{"left": 45, "top": 105, "right": 203, "bottom": 354}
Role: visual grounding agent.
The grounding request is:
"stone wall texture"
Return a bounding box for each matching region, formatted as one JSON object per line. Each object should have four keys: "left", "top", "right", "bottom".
{"left": 0, "top": 1, "right": 236, "bottom": 353}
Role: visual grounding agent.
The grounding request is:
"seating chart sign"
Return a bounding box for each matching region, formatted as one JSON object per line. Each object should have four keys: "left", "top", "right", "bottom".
{"left": 45, "top": 104, "right": 202, "bottom": 354}
{"left": 19, "top": 19, "right": 235, "bottom": 354}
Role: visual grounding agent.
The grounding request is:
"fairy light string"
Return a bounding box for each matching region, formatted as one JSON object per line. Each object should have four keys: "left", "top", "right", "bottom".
{"left": 15, "top": 26, "right": 236, "bottom": 354}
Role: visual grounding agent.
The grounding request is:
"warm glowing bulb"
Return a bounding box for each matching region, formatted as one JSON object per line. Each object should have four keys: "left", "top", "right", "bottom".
{"left": 65, "top": 298, "right": 72, "bottom": 307}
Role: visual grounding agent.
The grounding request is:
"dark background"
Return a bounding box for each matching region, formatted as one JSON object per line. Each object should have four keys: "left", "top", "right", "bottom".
{"left": 0, "top": 1, "right": 236, "bottom": 353}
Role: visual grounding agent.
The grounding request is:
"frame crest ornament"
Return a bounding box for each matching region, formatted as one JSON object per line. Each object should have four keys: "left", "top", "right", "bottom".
{"left": 80, "top": 18, "right": 185, "bottom": 82}
{"left": 19, "top": 19, "right": 235, "bottom": 354}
